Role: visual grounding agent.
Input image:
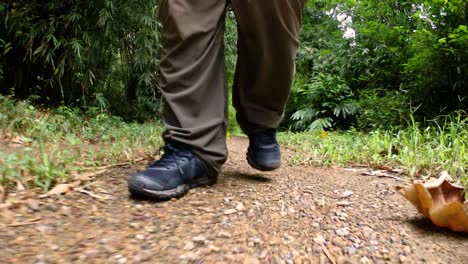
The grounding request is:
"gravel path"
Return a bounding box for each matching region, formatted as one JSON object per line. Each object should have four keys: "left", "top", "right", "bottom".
{"left": 1, "top": 137, "right": 467, "bottom": 263}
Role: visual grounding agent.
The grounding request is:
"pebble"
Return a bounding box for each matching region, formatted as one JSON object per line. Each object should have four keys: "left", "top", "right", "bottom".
{"left": 134, "top": 204, "right": 144, "bottom": 211}
{"left": 314, "top": 199, "right": 326, "bottom": 207}
{"left": 403, "top": 245, "right": 412, "bottom": 255}
{"left": 346, "top": 246, "right": 357, "bottom": 255}
{"left": 184, "top": 241, "right": 195, "bottom": 251}
{"left": 235, "top": 202, "right": 245, "bottom": 211}
{"left": 218, "top": 231, "right": 232, "bottom": 238}
{"left": 313, "top": 234, "right": 326, "bottom": 245}
{"left": 193, "top": 236, "right": 207, "bottom": 244}
{"left": 135, "top": 234, "right": 145, "bottom": 240}
{"left": 60, "top": 206, "right": 72, "bottom": 216}
{"left": 342, "top": 190, "right": 353, "bottom": 198}
{"left": 223, "top": 209, "right": 237, "bottom": 215}
{"left": 117, "top": 257, "right": 127, "bottom": 264}
{"left": 259, "top": 250, "right": 268, "bottom": 259}
{"left": 208, "top": 244, "right": 221, "bottom": 252}
{"left": 246, "top": 210, "right": 255, "bottom": 218}
{"left": 335, "top": 228, "right": 350, "bottom": 237}
{"left": 99, "top": 238, "right": 108, "bottom": 244}
{"left": 27, "top": 201, "right": 41, "bottom": 211}
{"left": 45, "top": 204, "right": 58, "bottom": 212}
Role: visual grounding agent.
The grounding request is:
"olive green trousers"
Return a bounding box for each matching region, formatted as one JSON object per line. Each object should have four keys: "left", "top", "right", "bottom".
{"left": 158, "top": 0, "right": 305, "bottom": 175}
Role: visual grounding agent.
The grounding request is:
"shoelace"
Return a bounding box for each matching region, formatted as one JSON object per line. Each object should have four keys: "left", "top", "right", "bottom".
{"left": 150, "top": 143, "right": 191, "bottom": 175}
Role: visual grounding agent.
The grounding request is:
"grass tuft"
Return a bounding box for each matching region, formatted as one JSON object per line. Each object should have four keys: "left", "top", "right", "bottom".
{"left": 0, "top": 95, "right": 163, "bottom": 190}
{"left": 278, "top": 112, "right": 468, "bottom": 188}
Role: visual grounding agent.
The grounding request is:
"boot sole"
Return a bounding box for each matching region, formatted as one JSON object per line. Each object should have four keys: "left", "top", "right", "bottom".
{"left": 246, "top": 153, "right": 281, "bottom": 171}
{"left": 128, "top": 176, "right": 216, "bottom": 201}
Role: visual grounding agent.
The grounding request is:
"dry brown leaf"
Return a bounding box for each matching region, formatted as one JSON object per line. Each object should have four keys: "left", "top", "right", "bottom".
{"left": 39, "top": 183, "right": 73, "bottom": 198}
{"left": 72, "top": 169, "right": 107, "bottom": 181}
{"left": 16, "top": 180, "right": 25, "bottom": 191}
{"left": 396, "top": 171, "right": 468, "bottom": 233}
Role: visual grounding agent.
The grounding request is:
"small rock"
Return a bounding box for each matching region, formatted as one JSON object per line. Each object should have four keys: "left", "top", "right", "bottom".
{"left": 27, "top": 201, "right": 40, "bottom": 211}
{"left": 399, "top": 255, "right": 407, "bottom": 263}
{"left": 184, "top": 241, "right": 195, "bottom": 251}
{"left": 129, "top": 222, "right": 140, "bottom": 229}
{"left": 60, "top": 206, "right": 72, "bottom": 216}
{"left": 193, "top": 236, "right": 207, "bottom": 244}
{"left": 135, "top": 234, "right": 145, "bottom": 240}
{"left": 342, "top": 190, "right": 353, "bottom": 198}
{"left": 134, "top": 204, "right": 144, "bottom": 211}
{"left": 179, "top": 252, "right": 197, "bottom": 261}
{"left": 313, "top": 234, "right": 326, "bottom": 245}
{"left": 259, "top": 250, "right": 268, "bottom": 259}
{"left": 243, "top": 256, "right": 260, "bottom": 264}
{"left": 360, "top": 256, "right": 372, "bottom": 264}
{"left": 314, "top": 199, "right": 326, "bottom": 207}
{"left": 246, "top": 209, "right": 255, "bottom": 218}
{"left": 403, "top": 246, "right": 412, "bottom": 255}
{"left": 99, "top": 238, "right": 108, "bottom": 244}
{"left": 217, "top": 231, "right": 232, "bottom": 238}
{"left": 117, "top": 257, "right": 127, "bottom": 264}
{"left": 35, "top": 225, "right": 52, "bottom": 234}
{"left": 45, "top": 204, "right": 58, "bottom": 212}
{"left": 208, "top": 244, "right": 221, "bottom": 252}
{"left": 49, "top": 244, "right": 59, "bottom": 251}
{"left": 235, "top": 202, "right": 245, "bottom": 211}
{"left": 223, "top": 209, "right": 237, "bottom": 215}
{"left": 346, "top": 246, "right": 357, "bottom": 255}
{"left": 337, "top": 201, "right": 351, "bottom": 206}
{"left": 335, "top": 228, "right": 350, "bottom": 237}
{"left": 83, "top": 249, "right": 99, "bottom": 258}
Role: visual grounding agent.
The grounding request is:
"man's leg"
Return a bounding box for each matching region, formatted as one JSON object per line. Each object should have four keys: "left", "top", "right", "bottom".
{"left": 231, "top": 0, "right": 304, "bottom": 133}
{"left": 231, "top": 0, "right": 305, "bottom": 170}
{"left": 159, "top": 0, "right": 229, "bottom": 176}
{"left": 128, "top": 1, "right": 228, "bottom": 200}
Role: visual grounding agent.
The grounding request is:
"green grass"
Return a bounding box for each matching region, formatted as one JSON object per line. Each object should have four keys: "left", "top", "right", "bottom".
{"left": 0, "top": 95, "right": 164, "bottom": 191}
{"left": 278, "top": 113, "right": 468, "bottom": 188}
{"left": 1, "top": 95, "right": 467, "bottom": 191}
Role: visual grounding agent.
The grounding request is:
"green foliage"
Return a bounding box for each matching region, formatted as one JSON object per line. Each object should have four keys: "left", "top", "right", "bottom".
{"left": 290, "top": 74, "right": 358, "bottom": 131}
{"left": 0, "top": 0, "right": 161, "bottom": 119}
{"left": 289, "top": 0, "right": 468, "bottom": 131}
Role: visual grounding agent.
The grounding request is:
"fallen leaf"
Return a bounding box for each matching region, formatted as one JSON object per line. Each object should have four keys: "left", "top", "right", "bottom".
{"left": 39, "top": 184, "right": 72, "bottom": 198}
{"left": 16, "top": 180, "right": 25, "bottom": 191}
{"left": 396, "top": 171, "right": 468, "bottom": 233}
{"left": 72, "top": 169, "right": 107, "bottom": 181}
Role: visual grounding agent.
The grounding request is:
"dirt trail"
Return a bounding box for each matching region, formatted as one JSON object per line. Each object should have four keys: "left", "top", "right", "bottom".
{"left": 1, "top": 137, "right": 467, "bottom": 264}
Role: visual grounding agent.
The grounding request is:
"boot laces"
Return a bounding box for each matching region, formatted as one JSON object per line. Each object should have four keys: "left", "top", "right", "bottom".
{"left": 150, "top": 143, "right": 191, "bottom": 175}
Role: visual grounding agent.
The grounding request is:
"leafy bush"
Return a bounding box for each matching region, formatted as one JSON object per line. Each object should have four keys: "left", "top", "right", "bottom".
{"left": 0, "top": 0, "right": 161, "bottom": 118}
{"left": 290, "top": 74, "right": 358, "bottom": 131}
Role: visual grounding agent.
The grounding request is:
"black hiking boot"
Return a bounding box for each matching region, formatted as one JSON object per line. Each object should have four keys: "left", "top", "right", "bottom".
{"left": 128, "top": 142, "right": 216, "bottom": 200}
{"left": 247, "top": 128, "right": 281, "bottom": 171}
